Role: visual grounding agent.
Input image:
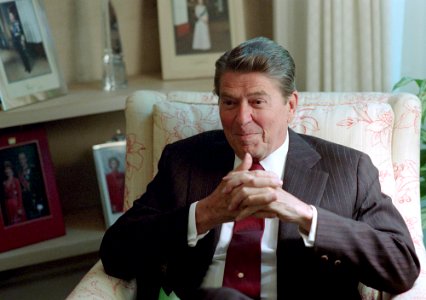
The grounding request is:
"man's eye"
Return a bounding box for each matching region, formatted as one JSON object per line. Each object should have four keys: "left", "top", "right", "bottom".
{"left": 221, "top": 99, "right": 236, "bottom": 106}
{"left": 251, "top": 99, "right": 265, "bottom": 106}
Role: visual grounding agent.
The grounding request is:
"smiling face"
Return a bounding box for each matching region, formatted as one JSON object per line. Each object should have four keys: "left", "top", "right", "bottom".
{"left": 219, "top": 71, "right": 298, "bottom": 160}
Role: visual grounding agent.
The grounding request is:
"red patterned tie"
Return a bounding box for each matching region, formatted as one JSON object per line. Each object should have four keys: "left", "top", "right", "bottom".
{"left": 222, "top": 161, "right": 265, "bottom": 299}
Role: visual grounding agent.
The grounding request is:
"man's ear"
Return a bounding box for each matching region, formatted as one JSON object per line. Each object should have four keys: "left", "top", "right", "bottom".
{"left": 287, "top": 91, "right": 298, "bottom": 122}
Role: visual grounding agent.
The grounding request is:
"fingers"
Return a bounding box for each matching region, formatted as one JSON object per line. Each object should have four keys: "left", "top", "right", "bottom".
{"left": 228, "top": 186, "right": 278, "bottom": 211}
{"left": 234, "top": 203, "right": 277, "bottom": 221}
{"left": 224, "top": 171, "right": 282, "bottom": 190}
{"left": 235, "top": 206, "right": 262, "bottom": 221}
{"left": 222, "top": 171, "right": 282, "bottom": 194}
{"left": 235, "top": 152, "right": 252, "bottom": 172}
{"left": 222, "top": 153, "right": 283, "bottom": 194}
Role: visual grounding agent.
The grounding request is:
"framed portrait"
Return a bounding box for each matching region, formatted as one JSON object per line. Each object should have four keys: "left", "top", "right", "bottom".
{"left": 93, "top": 141, "right": 126, "bottom": 228}
{"left": 157, "top": 0, "right": 246, "bottom": 80}
{"left": 0, "top": 0, "right": 66, "bottom": 111}
{"left": 0, "top": 126, "right": 65, "bottom": 253}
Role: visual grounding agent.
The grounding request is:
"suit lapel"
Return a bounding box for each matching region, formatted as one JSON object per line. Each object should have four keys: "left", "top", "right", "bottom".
{"left": 284, "top": 129, "right": 328, "bottom": 205}
{"left": 279, "top": 129, "right": 329, "bottom": 239}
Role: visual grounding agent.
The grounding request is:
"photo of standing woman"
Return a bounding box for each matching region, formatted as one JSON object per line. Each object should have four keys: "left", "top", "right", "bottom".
{"left": 192, "top": 0, "right": 211, "bottom": 50}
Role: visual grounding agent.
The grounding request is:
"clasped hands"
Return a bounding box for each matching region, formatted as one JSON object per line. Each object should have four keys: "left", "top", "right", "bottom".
{"left": 196, "top": 153, "right": 313, "bottom": 234}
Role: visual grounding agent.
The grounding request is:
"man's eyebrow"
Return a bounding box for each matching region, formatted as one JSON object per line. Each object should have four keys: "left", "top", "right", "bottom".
{"left": 219, "top": 92, "right": 235, "bottom": 98}
{"left": 247, "top": 90, "right": 269, "bottom": 97}
{"left": 220, "top": 90, "right": 270, "bottom": 98}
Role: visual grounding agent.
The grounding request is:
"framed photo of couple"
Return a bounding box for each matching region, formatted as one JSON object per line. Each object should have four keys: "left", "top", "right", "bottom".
{"left": 157, "top": 0, "right": 246, "bottom": 80}
{"left": 93, "top": 141, "right": 126, "bottom": 228}
{"left": 0, "top": 0, "right": 66, "bottom": 111}
{"left": 0, "top": 126, "right": 65, "bottom": 253}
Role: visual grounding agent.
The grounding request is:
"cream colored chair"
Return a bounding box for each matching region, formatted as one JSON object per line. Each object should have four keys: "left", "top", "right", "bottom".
{"left": 68, "top": 90, "right": 426, "bottom": 300}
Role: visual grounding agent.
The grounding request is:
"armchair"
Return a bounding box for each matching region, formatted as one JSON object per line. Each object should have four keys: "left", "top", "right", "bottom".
{"left": 68, "top": 90, "right": 426, "bottom": 300}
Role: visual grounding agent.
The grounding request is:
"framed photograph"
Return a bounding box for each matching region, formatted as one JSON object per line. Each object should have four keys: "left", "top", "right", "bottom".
{"left": 93, "top": 141, "right": 126, "bottom": 228}
{"left": 0, "top": 126, "right": 65, "bottom": 253}
{"left": 0, "top": 0, "right": 66, "bottom": 111}
{"left": 157, "top": 0, "right": 246, "bottom": 80}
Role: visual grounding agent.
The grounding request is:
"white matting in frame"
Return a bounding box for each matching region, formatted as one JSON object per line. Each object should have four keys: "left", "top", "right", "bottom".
{"left": 93, "top": 141, "right": 126, "bottom": 228}
{"left": 0, "top": 0, "right": 66, "bottom": 111}
{"left": 157, "top": 0, "right": 246, "bottom": 80}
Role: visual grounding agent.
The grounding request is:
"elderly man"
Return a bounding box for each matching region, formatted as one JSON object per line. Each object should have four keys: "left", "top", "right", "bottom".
{"left": 100, "top": 37, "right": 419, "bottom": 300}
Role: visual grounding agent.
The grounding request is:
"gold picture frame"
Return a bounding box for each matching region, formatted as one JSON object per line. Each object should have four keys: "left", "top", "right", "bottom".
{"left": 157, "top": 0, "right": 246, "bottom": 80}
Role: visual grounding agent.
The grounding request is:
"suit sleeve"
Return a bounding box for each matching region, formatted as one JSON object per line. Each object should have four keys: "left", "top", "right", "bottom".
{"left": 99, "top": 143, "right": 191, "bottom": 281}
{"left": 314, "top": 153, "right": 420, "bottom": 294}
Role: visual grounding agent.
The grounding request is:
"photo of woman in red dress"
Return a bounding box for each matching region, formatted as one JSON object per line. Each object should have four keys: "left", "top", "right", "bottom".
{"left": 105, "top": 156, "right": 125, "bottom": 213}
{"left": 2, "top": 160, "right": 26, "bottom": 225}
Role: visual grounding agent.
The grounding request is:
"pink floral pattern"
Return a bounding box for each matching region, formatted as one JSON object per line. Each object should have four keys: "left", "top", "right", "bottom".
{"left": 155, "top": 103, "right": 220, "bottom": 145}
{"left": 393, "top": 160, "right": 418, "bottom": 204}
{"left": 66, "top": 261, "right": 136, "bottom": 300}
{"left": 291, "top": 107, "right": 320, "bottom": 134}
{"left": 394, "top": 102, "right": 421, "bottom": 134}
{"left": 337, "top": 104, "right": 393, "bottom": 148}
{"left": 124, "top": 133, "right": 146, "bottom": 210}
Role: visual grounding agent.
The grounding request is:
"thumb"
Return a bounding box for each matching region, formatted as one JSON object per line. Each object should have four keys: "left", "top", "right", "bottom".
{"left": 235, "top": 153, "right": 252, "bottom": 171}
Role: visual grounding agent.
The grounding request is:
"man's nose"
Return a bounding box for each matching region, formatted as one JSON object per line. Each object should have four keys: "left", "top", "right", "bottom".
{"left": 235, "top": 103, "right": 253, "bottom": 125}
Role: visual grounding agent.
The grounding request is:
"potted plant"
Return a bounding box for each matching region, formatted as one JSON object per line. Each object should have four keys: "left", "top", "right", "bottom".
{"left": 393, "top": 77, "right": 426, "bottom": 244}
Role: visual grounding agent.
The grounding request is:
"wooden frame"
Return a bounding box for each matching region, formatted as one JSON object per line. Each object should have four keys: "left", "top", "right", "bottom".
{"left": 0, "top": 126, "right": 65, "bottom": 253}
{"left": 157, "top": 0, "right": 246, "bottom": 80}
{"left": 93, "top": 141, "right": 126, "bottom": 228}
{"left": 0, "top": 0, "right": 66, "bottom": 111}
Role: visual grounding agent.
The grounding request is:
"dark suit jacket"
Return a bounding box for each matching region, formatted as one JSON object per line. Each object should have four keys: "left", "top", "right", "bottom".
{"left": 100, "top": 129, "right": 420, "bottom": 300}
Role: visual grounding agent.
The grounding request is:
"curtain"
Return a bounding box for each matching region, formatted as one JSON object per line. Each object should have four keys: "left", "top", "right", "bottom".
{"left": 398, "top": 0, "right": 426, "bottom": 93}
{"left": 273, "top": 0, "right": 392, "bottom": 92}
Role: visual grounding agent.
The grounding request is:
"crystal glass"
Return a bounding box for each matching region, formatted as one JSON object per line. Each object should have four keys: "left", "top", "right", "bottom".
{"left": 102, "top": 0, "right": 127, "bottom": 91}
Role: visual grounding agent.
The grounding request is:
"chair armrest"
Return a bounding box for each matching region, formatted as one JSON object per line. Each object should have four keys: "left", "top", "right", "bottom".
{"left": 66, "top": 260, "right": 137, "bottom": 300}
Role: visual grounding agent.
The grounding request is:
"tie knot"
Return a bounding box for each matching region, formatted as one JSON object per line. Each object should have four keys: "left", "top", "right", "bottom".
{"left": 250, "top": 161, "right": 264, "bottom": 171}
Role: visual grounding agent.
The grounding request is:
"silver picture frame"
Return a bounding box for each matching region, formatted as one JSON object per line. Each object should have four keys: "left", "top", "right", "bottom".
{"left": 0, "top": 0, "right": 66, "bottom": 111}
{"left": 93, "top": 140, "right": 126, "bottom": 228}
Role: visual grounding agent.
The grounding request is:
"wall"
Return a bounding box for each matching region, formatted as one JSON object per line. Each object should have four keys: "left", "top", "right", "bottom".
{"left": 42, "top": 0, "right": 159, "bottom": 83}
{"left": 46, "top": 111, "right": 125, "bottom": 214}
{"left": 42, "top": 0, "right": 273, "bottom": 84}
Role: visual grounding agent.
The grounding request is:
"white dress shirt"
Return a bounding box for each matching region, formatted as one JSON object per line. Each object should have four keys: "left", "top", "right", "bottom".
{"left": 187, "top": 132, "right": 318, "bottom": 299}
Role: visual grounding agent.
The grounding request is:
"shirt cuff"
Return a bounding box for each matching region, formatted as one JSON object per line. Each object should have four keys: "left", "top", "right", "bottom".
{"left": 187, "top": 201, "right": 209, "bottom": 247}
{"left": 299, "top": 205, "right": 318, "bottom": 247}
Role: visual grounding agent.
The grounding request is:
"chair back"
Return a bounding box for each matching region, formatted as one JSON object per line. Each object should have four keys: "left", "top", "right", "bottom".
{"left": 124, "top": 90, "right": 426, "bottom": 299}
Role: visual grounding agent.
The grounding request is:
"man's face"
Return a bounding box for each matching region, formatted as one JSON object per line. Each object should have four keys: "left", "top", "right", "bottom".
{"left": 219, "top": 71, "right": 298, "bottom": 160}
{"left": 18, "top": 153, "right": 27, "bottom": 166}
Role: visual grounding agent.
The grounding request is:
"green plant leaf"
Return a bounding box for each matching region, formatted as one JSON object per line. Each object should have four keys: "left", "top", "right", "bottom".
{"left": 421, "top": 183, "right": 426, "bottom": 198}
{"left": 418, "top": 80, "right": 426, "bottom": 99}
{"left": 414, "top": 79, "right": 426, "bottom": 89}
{"left": 392, "top": 76, "right": 414, "bottom": 91}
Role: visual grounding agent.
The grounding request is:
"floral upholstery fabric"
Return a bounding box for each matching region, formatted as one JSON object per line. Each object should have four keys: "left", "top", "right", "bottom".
{"left": 68, "top": 90, "right": 426, "bottom": 300}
